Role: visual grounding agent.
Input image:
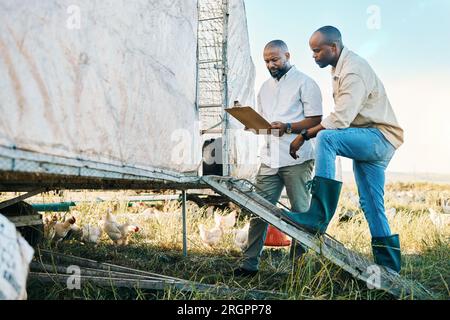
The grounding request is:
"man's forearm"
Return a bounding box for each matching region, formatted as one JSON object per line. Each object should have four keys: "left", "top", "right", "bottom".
{"left": 304, "top": 124, "right": 325, "bottom": 139}
{"left": 291, "top": 116, "right": 322, "bottom": 134}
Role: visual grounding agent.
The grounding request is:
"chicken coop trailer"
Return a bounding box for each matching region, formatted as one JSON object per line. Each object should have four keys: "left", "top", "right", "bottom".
{"left": 0, "top": 0, "right": 257, "bottom": 191}
{"left": 0, "top": 0, "right": 436, "bottom": 300}
{"left": 0, "top": 0, "right": 257, "bottom": 260}
{"left": 0, "top": 0, "right": 256, "bottom": 218}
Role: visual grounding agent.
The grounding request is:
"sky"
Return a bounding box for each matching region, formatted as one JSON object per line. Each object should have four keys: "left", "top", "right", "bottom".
{"left": 244, "top": 0, "right": 450, "bottom": 175}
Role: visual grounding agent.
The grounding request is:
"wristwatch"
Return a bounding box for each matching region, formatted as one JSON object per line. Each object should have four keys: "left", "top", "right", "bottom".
{"left": 286, "top": 123, "right": 293, "bottom": 134}
{"left": 300, "top": 128, "right": 310, "bottom": 141}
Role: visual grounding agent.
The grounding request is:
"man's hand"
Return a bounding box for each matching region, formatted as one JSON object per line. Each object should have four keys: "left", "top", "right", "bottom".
{"left": 290, "top": 135, "right": 305, "bottom": 160}
{"left": 244, "top": 126, "right": 257, "bottom": 134}
{"left": 270, "top": 122, "right": 287, "bottom": 137}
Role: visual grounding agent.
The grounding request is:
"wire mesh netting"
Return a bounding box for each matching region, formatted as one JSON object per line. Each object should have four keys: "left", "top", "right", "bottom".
{"left": 198, "top": 0, "right": 228, "bottom": 132}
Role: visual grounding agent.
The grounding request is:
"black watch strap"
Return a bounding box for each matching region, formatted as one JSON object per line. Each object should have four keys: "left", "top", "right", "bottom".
{"left": 301, "top": 129, "right": 310, "bottom": 141}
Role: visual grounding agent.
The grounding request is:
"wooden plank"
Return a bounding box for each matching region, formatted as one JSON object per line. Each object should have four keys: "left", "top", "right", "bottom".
{"left": 8, "top": 215, "right": 42, "bottom": 227}
{"left": 36, "top": 249, "right": 189, "bottom": 282}
{"left": 28, "top": 272, "right": 285, "bottom": 299}
{"left": 29, "top": 272, "right": 170, "bottom": 291}
{"left": 0, "top": 188, "right": 47, "bottom": 210}
{"left": 30, "top": 262, "right": 179, "bottom": 283}
{"left": 34, "top": 250, "right": 286, "bottom": 299}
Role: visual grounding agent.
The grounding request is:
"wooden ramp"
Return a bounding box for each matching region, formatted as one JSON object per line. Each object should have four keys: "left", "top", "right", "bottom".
{"left": 202, "top": 176, "right": 436, "bottom": 300}
{"left": 30, "top": 249, "right": 286, "bottom": 300}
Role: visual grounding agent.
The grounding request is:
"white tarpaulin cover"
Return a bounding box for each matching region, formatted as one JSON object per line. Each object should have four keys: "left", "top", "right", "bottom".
{"left": 0, "top": 214, "right": 34, "bottom": 300}
{"left": 0, "top": 0, "right": 200, "bottom": 173}
{"left": 227, "top": 0, "right": 259, "bottom": 179}
{"left": 0, "top": 0, "right": 257, "bottom": 179}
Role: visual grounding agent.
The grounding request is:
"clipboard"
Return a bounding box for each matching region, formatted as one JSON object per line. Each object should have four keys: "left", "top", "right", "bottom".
{"left": 225, "top": 106, "right": 271, "bottom": 134}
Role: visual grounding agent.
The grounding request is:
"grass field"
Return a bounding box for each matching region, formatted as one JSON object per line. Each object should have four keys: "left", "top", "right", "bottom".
{"left": 17, "top": 182, "right": 450, "bottom": 300}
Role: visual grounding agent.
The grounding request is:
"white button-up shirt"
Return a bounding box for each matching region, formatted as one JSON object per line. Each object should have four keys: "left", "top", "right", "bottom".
{"left": 258, "top": 66, "right": 323, "bottom": 171}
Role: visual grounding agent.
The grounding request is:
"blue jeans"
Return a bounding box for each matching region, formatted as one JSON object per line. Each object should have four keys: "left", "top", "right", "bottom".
{"left": 315, "top": 128, "right": 396, "bottom": 238}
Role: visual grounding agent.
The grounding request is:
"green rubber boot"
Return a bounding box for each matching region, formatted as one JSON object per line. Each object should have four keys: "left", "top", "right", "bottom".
{"left": 372, "top": 234, "right": 402, "bottom": 273}
{"left": 282, "top": 176, "right": 343, "bottom": 234}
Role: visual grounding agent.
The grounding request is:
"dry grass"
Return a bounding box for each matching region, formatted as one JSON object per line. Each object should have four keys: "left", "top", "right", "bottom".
{"left": 8, "top": 182, "right": 448, "bottom": 300}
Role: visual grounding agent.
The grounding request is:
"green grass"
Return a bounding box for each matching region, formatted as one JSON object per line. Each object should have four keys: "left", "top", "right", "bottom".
{"left": 17, "top": 182, "right": 450, "bottom": 300}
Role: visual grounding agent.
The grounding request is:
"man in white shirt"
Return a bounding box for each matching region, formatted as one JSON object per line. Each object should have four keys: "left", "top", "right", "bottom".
{"left": 234, "top": 40, "right": 323, "bottom": 277}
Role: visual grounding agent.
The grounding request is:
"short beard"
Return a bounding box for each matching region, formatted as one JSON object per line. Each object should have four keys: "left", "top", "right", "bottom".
{"left": 270, "top": 64, "right": 290, "bottom": 79}
{"left": 316, "top": 59, "right": 330, "bottom": 69}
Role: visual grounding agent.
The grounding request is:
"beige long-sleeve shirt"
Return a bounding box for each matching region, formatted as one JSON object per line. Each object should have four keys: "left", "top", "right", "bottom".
{"left": 321, "top": 47, "right": 404, "bottom": 149}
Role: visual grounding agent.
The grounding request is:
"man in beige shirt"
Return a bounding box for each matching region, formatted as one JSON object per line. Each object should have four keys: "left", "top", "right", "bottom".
{"left": 280, "top": 26, "right": 404, "bottom": 273}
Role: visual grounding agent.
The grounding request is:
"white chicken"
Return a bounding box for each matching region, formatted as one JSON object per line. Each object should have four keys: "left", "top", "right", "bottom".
{"left": 429, "top": 208, "right": 450, "bottom": 229}
{"left": 139, "top": 208, "right": 157, "bottom": 221}
{"left": 442, "top": 199, "right": 450, "bottom": 215}
{"left": 103, "top": 209, "right": 140, "bottom": 245}
{"left": 347, "top": 193, "right": 360, "bottom": 208}
{"left": 228, "top": 202, "right": 241, "bottom": 213}
{"left": 214, "top": 211, "right": 237, "bottom": 231}
{"left": 67, "top": 223, "right": 83, "bottom": 241}
{"left": 386, "top": 208, "right": 397, "bottom": 220}
{"left": 129, "top": 202, "right": 149, "bottom": 213}
{"left": 206, "top": 206, "right": 215, "bottom": 217}
{"left": 53, "top": 216, "right": 77, "bottom": 241}
{"left": 234, "top": 222, "right": 250, "bottom": 250}
{"left": 81, "top": 224, "right": 103, "bottom": 244}
{"left": 198, "top": 224, "right": 223, "bottom": 247}
{"left": 395, "top": 191, "right": 415, "bottom": 206}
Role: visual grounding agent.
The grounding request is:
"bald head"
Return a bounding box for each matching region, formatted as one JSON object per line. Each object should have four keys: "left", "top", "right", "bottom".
{"left": 309, "top": 26, "right": 344, "bottom": 68}
{"left": 313, "top": 26, "right": 343, "bottom": 48}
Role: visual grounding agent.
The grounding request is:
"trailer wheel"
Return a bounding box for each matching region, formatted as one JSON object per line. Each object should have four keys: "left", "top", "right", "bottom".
{"left": 0, "top": 201, "right": 44, "bottom": 247}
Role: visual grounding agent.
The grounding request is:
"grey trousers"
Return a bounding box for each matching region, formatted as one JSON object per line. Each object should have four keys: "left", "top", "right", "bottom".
{"left": 241, "top": 160, "right": 314, "bottom": 271}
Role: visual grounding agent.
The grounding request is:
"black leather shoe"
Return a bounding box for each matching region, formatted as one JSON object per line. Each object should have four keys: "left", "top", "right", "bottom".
{"left": 232, "top": 268, "right": 258, "bottom": 278}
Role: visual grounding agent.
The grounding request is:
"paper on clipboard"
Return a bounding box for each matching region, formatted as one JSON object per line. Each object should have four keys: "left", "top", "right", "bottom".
{"left": 225, "top": 106, "right": 271, "bottom": 134}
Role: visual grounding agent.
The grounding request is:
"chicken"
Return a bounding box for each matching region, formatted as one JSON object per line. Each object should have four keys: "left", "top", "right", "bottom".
{"left": 65, "top": 223, "right": 83, "bottom": 241}
{"left": 234, "top": 222, "right": 250, "bottom": 250}
{"left": 129, "top": 202, "right": 149, "bottom": 213}
{"left": 442, "top": 199, "right": 450, "bottom": 215}
{"left": 103, "top": 208, "right": 140, "bottom": 245}
{"left": 339, "top": 210, "right": 358, "bottom": 222}
{"left": 347, "top": 193, "right": 360, "bottom": 208}
{"left": 228, "top": 202, "right": 242, "bottom": 213}
{"left": 139, "top": 208, "right": 157, "bottom": 220}
{"left": 81, "top": 224, "right": 103, "bottom": 244}
{"left": 206, "top": 206, "right": 215, "bottom": 217}
{"left": 43, "top": 215, "right": 58, "bottom": 239}
{"left": 198, "top": 224, "right": 223, "bottom": 247}
{"left": 395, "top": 191, "right": 415, "bottom": 206}
{"left": 395, "top": 191, "right": 426, "bottom": 206}
{"left": 429, "top": 208, "right": 450, "bottom": 229}
{"left": 53, "top": 216, "right": 77, "bottom": 241}
{"left": 386, "top": 208, "right": 397, "bottom": 220}
{"left": 214, "top": 211, "right": 236, "bottom": 231}
{"left": 131, "top": 202, "right": 148, "bottom": 209}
